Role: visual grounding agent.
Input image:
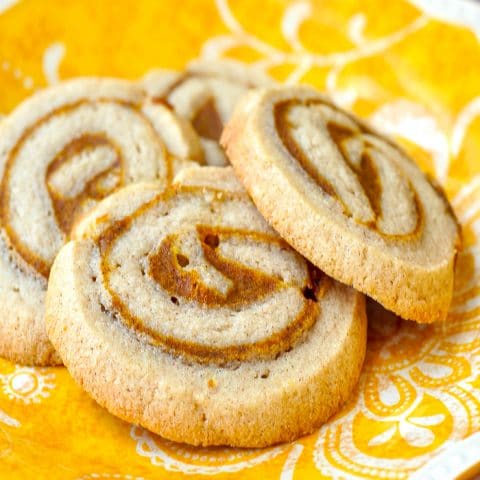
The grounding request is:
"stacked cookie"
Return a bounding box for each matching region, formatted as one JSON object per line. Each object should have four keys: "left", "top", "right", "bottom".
{"left": 0, "top": 61, "right": 269, "bottom": 365}
{"left": 0, "top": 60, "right": 461, "bottom": 448}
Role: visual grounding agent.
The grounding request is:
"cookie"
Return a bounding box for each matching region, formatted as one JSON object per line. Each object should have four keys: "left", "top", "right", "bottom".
{"left": 221, "top": 86, "right": 462, "bottom": 323}
{"left": 45, "top": 166, "right": 366, "bottom": 447}
{"left": 143, "top": 60, "right": 274, "bottom": 166}
{"left": 0, "top": 77, "right": 203, "bottom": 365}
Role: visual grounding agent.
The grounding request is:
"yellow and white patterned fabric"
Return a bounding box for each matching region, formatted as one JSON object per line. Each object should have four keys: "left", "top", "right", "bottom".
{"left": 0, "top": 0, "right": 479, "bottom": 478}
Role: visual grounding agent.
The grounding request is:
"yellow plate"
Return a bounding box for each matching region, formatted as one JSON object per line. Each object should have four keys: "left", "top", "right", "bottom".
{"left": 1, "top": 0, "right": 480, "bottom": 478}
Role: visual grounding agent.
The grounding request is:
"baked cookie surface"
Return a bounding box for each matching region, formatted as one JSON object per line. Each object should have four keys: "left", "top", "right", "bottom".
{"left": 221, "top": 87, "right": 461, "bottom": 323}
{"left": 46, "top": 167, "right": 366, "bottom": 447}
{"left": 143, "top": 60, "right": 274, "bottom": 166}
{"left": 0, "top": 77, "right": 202, "bottom": 365}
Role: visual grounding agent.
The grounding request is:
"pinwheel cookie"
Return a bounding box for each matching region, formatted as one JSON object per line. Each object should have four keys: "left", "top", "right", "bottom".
{"left": 0, "top": 77, "right": 203, "bottom": 365}
{"left": 221, "top": 87, "right": 462, "bottom": 323}
{"left": 45, "top": 167, "right": 366, "bottom": 447}
{"left": 142, "top": 60, "right": 274, "bottom": 166}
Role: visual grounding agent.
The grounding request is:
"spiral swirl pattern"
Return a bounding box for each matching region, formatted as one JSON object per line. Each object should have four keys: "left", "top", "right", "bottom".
{"left": 143, "top": 60, "right": 274, "bottom": 166}
{"left": 0, "top": 77, "right": 202, "bottom": 364}
{"left": 93, "top": 183, "right": 323, "bottom": 365}
{"left": 45, "top": 168, "right": 366, "bottom": 447}
{"left": 221, "top": 87, "right": 461, "bottom": 322}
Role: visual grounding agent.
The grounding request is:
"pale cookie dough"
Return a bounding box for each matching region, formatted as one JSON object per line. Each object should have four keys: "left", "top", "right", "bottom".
{"left": 221, "top": 86, "right": 462, "bottom": 323}
{"left": 142, "top": 60, "right": 274, "bottom": 166}
{"left": 0, "top": 77, "right": 203, "bottom": 365}
{"left": 45, "top": 167, "right": 366, "bottom": 447}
